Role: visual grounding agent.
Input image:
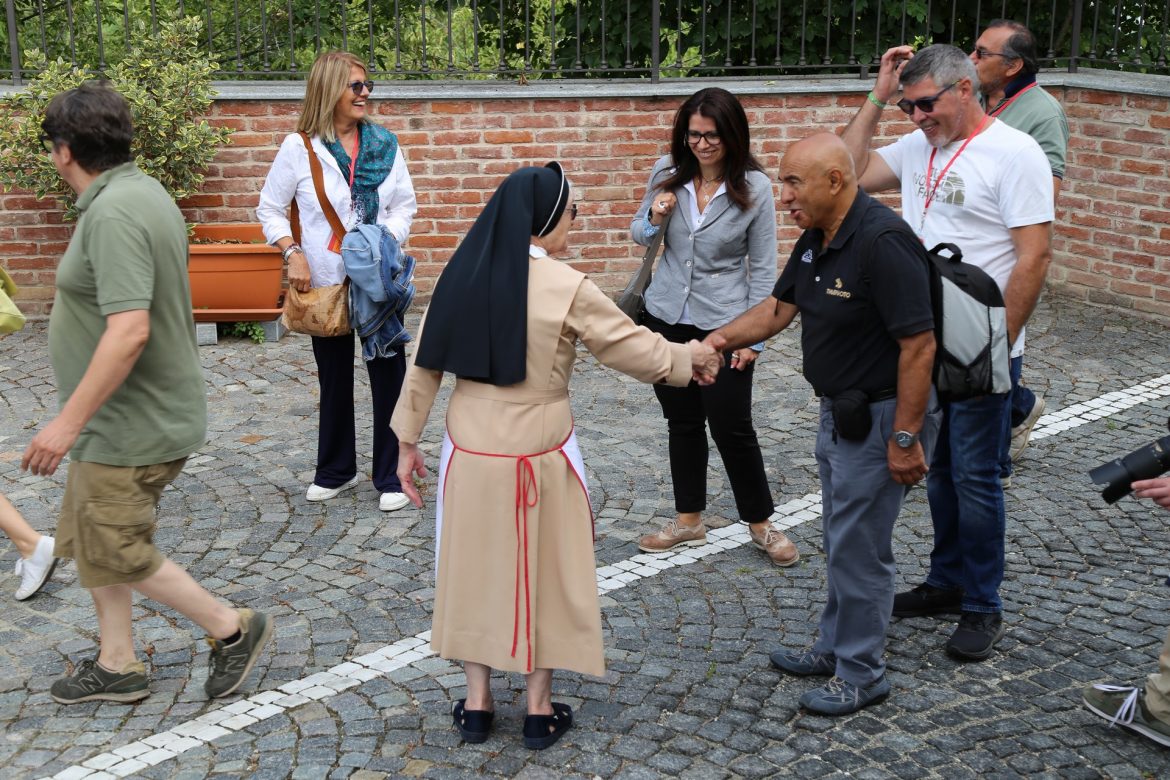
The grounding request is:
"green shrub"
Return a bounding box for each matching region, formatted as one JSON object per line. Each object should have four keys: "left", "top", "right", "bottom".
{"left": 0, "top": 16, "right": 231, "bottom": 213}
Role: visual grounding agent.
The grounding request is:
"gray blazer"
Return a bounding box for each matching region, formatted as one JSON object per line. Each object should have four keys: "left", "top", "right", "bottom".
{"left": 630, "top": 155, "right": 778, "bottom": 331}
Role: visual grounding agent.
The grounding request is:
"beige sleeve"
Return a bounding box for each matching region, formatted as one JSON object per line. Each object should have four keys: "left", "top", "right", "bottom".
{"left": 390, "top": 309, "right": 444, "bottom": 444}
{"left": 565, "top": 277, "right": 692, "bottom": 387}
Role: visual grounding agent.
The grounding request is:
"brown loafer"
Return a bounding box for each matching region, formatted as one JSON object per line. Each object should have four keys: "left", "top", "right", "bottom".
{"left": 750, "top": 525, "right": 799, "bottom": 567}
{"left": 637, "top": 519, "right": 707, "bottom": 553}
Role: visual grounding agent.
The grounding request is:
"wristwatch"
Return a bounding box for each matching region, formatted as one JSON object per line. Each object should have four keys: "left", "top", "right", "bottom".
{"left": 893, "top": 430, "right": 919, "bottom": 448}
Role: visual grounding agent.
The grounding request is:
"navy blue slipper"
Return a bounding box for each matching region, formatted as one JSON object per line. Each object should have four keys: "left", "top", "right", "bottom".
{"left": 452, "top": 699, "right": 493, "bottom": 743}
{"left": 522, "top": 702, "right": 573, "bottom": 750}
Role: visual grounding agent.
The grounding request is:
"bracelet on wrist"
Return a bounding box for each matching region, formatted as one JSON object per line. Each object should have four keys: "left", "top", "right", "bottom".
{"left": 281, "top": 244, "right": 302, "bottom": 261}
{"left": 866, "top": 91, "right": 886, "bottom": 109}
{"left": 644, "top": 213, "right": 661, "bottom": 236}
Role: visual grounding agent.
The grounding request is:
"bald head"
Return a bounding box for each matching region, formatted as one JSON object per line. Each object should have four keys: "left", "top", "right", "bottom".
{"left": 778, "top": 132, "right": 858, "bottom": 234}
{"left": 785, "top": 133, "right": 857, "bottom": 188}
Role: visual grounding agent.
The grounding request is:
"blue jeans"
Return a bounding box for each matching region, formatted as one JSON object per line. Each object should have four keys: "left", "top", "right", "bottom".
{"left": 925, "top": 390, "right": 1011, "bottom": 613}
{"left": 998, "top": 356, "right": 1037, "bottom": 478}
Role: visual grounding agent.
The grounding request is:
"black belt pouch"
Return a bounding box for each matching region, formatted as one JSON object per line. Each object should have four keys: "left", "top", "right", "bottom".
{"left": 831, "top": 389, "right": 873, "bottom": 441}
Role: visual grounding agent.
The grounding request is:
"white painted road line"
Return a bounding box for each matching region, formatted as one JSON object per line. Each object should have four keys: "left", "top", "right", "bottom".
{"left": 42, "top": 374, "right": 1170, "bottom": 779}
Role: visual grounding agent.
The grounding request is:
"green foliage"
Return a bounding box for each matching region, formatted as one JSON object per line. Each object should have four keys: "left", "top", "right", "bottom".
{"left": 0, "top": 16, "right": 231, "bottom": 212}
{"left": 1, "top": 1, "right": 1166, "bottom": 80}
{"left": 220, "top": 321, "right": 267, "bottom": 344}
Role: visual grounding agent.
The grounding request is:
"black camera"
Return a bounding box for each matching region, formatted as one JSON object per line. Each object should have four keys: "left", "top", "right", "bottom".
{"left": 1089, "top": 416, "right": 1170, "bottom": 504}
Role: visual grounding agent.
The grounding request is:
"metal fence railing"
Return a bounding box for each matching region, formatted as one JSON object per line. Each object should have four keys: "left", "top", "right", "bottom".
{"left": 3, "top": 0, "right": 1168, "bottom": 84}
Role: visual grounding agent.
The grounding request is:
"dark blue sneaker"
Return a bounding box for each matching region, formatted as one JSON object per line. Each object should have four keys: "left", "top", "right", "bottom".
{"left": 799, "top": 675, "right": 890, "bottom": 715}
{"left": 770, "top": 648, "right": 836, "bottom": 676}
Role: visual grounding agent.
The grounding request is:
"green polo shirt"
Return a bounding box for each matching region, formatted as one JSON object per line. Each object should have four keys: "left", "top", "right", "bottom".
{"left": 48, "top": 162, "right": 206, "bottom": 466}
{"left": 992, "top": 84, "right": 1069, "bottom": 179}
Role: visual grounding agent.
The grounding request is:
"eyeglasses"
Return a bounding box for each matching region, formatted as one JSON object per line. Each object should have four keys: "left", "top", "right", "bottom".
{"left": 895, "top": 82, "right": 958, "bottom": 115}
{"left": 347, "top": 80, "right": 374, "bottom": 96}
{"left": 972, "top": 47, "right": 1012, "bottom": 60}
{"left": 39, "top": 132, "right": 54, "bottom": 153}
{"left": 686, "top": 130, "right": 722, "bottom": 146}
{"left": 569, "top": 203, "right": 578, "bottom": 222}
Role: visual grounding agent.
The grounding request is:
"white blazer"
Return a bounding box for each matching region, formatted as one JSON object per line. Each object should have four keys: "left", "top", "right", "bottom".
{"left": 257, "top": 131, "right": 417, "bottom": 287}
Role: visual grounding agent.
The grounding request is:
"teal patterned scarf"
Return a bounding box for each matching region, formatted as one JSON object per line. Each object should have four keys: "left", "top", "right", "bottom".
{"left": 324, "top": 121, "right": 398, "bottom": 225}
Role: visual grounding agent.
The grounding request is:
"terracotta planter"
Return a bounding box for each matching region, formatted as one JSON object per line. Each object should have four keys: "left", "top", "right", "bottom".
{"left": 188, "top": 223, "right": 285, "bottom": 323}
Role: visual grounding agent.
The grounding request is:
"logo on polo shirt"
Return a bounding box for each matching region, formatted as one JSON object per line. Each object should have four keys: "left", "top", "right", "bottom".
{"left": 826, "top": 278, "right": 852, "bottom": 299}
{"left": 800, "top": 249, "right": 813, "bottom": 263}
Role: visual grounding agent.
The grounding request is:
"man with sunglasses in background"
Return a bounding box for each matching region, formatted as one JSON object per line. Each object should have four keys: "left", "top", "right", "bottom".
{"left": 971, "top": 19, "right": 1069, "bottom": 487}
{"left": 841, "top": 44, "right": 1053, "bottom": 661}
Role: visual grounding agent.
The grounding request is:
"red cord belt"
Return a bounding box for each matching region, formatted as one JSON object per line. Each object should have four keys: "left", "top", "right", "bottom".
{"left": 446, "top": 428, "right": 581, "bottom": 673}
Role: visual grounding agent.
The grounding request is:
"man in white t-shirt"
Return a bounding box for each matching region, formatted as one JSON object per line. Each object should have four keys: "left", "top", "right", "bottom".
{"left": 840, "top": 44, "right": 1053, "bottom": 661}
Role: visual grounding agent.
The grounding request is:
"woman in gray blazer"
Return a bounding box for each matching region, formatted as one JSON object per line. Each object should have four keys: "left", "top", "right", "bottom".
{"left": 631, "top": 87, "right": 798, "bottom": 567}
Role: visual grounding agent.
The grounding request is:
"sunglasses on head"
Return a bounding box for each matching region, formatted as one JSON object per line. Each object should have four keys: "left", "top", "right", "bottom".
{"left": 347, "top": 80, "right": 374, "bottom": 96}
{"left": 895, "top": 81, "right": 958, "bottom": 115}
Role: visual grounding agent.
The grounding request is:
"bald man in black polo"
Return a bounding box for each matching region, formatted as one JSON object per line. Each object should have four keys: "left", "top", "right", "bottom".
{"left": 706, "top": 133, "right": 938, "bottom": 716}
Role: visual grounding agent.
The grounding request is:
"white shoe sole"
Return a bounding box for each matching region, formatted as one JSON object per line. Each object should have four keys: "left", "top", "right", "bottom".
{"left": 637, "top": 537, "right": 706, "bottom": 554}
{"left": 305, "top": 475, "right": 361, "bottom": 502}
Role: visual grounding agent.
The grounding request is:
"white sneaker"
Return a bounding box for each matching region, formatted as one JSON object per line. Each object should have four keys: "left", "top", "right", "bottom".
{"left": 15, "top": 535, "right": 58, "bottom": 601}
{"left": 1010, "top": 395, "right": 1046, "bottom": 462}
{"left": 305, "top": 475, "right": 362, "bottom": 502}
{"left": 379, "top": 492, "right": 410, "bottom": 512}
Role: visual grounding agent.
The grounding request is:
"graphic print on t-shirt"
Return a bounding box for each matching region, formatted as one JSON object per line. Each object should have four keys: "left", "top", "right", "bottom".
{"left": 913, "top": 170, "right": 965, "bottom": 207}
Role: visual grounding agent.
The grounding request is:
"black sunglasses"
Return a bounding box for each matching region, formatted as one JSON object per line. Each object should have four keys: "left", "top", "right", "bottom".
{"left": 347, "top": 80, "right": 374, "bottom": 96}
{"left": 896, "top": 81, "right": 958, "bottom": 115}
{"left": 39, "top": 132, "right": 54, "bottom": 153}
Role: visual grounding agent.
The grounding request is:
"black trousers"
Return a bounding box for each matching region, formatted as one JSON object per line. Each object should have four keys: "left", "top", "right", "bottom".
{"left": 310, "top": 333, "right": 405, "bottom": 493}
{"left": 643, "top": 312, "right": 775, "bottom": 523}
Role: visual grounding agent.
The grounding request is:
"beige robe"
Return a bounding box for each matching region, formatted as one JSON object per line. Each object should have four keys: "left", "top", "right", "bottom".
{"left": 391, "top": 256, "right": 691, "bottom": 676}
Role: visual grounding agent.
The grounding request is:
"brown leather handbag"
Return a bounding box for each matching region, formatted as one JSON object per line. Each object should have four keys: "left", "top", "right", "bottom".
{"left": 281, "top": 132, "right": 352, "bottom": 337}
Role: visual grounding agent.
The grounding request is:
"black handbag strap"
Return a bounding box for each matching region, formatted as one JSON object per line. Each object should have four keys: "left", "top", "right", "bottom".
{"left": 636, "top": 211, "right": 671, "bottom": 280}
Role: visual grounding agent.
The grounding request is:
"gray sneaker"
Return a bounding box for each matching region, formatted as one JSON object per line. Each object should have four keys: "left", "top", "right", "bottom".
{"left": 50, "top": 658, "right": 150, "bottom": 704}
{"left": 1083, "top": 683, "right": 1170, "bottom": 747}
{"left": 205, "top": 608, "right": 273, "bottom": 699}
{"left": 799, "top": 675, "right": 891, "bottom": 716}
{"left": 770, "top": 648, "right": 836, "bottom": 676}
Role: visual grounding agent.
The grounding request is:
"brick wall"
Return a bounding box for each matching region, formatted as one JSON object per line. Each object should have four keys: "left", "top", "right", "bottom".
{"left": 4, "top": 83, "right": 1169, "bottom": 322}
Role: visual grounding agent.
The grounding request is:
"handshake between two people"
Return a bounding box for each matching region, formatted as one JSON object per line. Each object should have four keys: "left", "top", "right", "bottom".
{"left": 687, "top": 332, "right": 746, "bottom": 386}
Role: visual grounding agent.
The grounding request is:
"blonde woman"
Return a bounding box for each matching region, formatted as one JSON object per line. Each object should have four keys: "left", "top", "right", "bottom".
{"left": 258, "top": 52, "right": 417, "bottom": 511}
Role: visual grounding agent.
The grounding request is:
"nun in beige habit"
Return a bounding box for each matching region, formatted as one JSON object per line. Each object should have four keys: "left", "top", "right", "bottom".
{"left": 391, "top": 162, "right": 721, "bottom": 750}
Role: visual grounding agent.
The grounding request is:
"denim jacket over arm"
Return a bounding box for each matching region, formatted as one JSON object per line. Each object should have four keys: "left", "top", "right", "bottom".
{"left": 342, "top": 223, "right": 416, "bottom": 361}
{"left": 630, "top": 155, "right": 778, "bottom": 331}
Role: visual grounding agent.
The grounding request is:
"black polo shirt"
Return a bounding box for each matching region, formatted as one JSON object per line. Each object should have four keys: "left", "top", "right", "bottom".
{"left": 773, "top": 189, "right": 933, "bottom": 398}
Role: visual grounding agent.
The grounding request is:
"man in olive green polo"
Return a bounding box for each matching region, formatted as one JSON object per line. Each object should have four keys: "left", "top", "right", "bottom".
{"left": 21, "top": 81, "right": 272, "bottom": 704}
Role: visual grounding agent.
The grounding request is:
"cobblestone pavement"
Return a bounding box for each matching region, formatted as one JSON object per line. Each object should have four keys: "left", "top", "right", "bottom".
{"left": 2, "top": 295, "right": 1169, "bottom": 780}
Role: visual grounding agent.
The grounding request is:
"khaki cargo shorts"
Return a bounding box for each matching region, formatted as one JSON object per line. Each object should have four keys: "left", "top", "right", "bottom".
{"left": 55, "top": 458, "right": 187, "bottom": 588}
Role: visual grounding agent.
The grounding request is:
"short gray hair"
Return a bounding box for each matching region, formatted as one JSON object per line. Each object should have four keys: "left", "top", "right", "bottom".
{"left": 900, "top": 44, "right": 980, "bottom": 95}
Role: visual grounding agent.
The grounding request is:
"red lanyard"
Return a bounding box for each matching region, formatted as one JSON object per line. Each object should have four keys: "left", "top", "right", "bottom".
{"left": 346, "top": 132, "right": 359, "bottom": 187}
{"left": 920, "top": 115, "right": 992, "bottom": 231}
{"left": 989, "top": 82, "right": 1039, "bottom": 118}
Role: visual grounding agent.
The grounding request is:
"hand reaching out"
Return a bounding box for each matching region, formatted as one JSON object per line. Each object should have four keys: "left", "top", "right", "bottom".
{"left": 688, "top": 339, "right": 723, "bottom": 385}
